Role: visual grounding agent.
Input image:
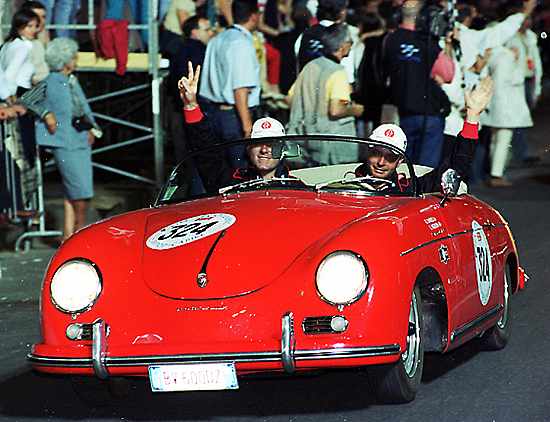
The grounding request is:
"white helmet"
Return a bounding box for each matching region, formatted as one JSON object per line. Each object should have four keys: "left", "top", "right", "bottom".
{"left": 251, "top": 117, "right": 286, "bottom": 138}
{"left": 368, "top": 124, "right": 407, "bottom": 154}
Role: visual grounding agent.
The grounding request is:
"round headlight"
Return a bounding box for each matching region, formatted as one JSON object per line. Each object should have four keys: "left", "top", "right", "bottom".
{"left": 316, "top": 251, "right": 368, "bottom": 306}
{"left": 50, "top": 259, "right": 102, "bottom": 313}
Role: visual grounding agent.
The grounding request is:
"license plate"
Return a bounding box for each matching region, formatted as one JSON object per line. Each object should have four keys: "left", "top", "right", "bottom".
{"left": 148, "top": 362, "right": 239, "bottom": 392}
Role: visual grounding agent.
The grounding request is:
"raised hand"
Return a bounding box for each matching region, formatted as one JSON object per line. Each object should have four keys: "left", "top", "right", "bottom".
{"left": 523, "top": 0, "right": 537, "bottom": 15}
{"left": 465, "top": 76, "right": 494, "bottom": 121}
{"left": 178, "top": 61, "right": 201, "bottom": 109}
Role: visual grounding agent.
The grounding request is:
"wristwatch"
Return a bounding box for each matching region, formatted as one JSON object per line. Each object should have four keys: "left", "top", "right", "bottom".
{"left": 90, "top": 126, "right": 103, "bottom": 139}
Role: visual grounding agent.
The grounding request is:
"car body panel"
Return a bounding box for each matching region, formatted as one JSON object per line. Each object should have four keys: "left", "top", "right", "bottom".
{"left": 29, "top": 135, "right": 522, "bottom": 388}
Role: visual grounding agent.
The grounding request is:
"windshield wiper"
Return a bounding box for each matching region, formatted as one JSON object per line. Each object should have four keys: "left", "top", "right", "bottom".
{"left": 219, "top": 177, "right": 304, "bottom": 195}
{"left": 314, "top": 175, "right": 396, "bottom": 191}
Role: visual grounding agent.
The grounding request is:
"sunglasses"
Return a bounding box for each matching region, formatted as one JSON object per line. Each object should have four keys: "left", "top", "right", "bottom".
{"left": 369, "top": 147, "right": 401, "bottom": 163}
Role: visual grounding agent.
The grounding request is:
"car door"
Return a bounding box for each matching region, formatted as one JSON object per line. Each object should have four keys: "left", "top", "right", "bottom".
{"left": 436, "top": 194, "right": 501, "bottom": 333}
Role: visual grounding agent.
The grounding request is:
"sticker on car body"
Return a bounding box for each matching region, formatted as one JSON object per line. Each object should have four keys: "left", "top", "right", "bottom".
{"left": 472, "top": 220, "right": 492, "bottom": 305}
{"left": 146, "top": 213, "right": 236, "bottom": 250}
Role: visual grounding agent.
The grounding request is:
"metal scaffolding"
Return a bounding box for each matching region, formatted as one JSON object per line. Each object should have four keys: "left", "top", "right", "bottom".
{"left": 1, "top": 0, "right": 166, "bottom": 251}
{"left": 3, "top": 0, "right": 166, "bottom": 186}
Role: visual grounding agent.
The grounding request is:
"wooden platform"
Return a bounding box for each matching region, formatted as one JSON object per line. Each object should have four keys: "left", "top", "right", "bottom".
{"left": 76, "top": 52, "right": 169, "bottom": 72}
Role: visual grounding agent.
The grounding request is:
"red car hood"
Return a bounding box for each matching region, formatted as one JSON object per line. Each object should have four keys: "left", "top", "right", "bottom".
{"left": 142, "top": 191, "right": 400, "bottom": 299}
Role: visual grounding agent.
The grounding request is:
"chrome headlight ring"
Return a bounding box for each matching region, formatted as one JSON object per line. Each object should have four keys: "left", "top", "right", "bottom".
{"left": 50, "top": 258, "right": 103, "bottom": 314}
{"left": 315, "top": 250, "right": 369, "bottom": 307}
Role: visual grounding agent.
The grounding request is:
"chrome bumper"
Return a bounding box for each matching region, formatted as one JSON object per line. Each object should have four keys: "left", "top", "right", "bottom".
{"left": 28, "top": 315, "right": 401, "bottom": 379}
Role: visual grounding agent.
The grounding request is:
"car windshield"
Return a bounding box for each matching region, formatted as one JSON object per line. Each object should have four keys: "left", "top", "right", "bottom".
{"left": 156, "top": 135, "right": 417, "bottom": 205}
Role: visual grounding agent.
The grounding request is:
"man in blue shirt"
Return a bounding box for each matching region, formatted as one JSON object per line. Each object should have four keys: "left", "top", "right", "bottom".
{"left": 199, "top": 0, "right": 261, "bottom": 167}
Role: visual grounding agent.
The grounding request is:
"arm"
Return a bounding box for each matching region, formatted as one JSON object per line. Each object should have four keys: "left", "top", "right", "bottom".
{"left": 219, "top": 0, "right": 233, "bottom": 26}
{"left": 258, "top": 13, "right": 280, "bottom": 37}
{"left": 229, "top": 40, "right": 260, "bottom": 137}
{"left": 417, "top": 77, "right": 493, "bottom": 192}
{"left": 327, "top": 70, "right": 364, "bottom": 119}
{"left": 0, "top": 70, "right": 10, "bottom": 100}
{"left": 178, "top": 62, "right": 234, "bottom": 190}
{"left": 178, "top": 62, "right": 216, "bottom": 147}
{"left": 234, "top": 87, "right": 253, "bottom": 138}
{"left": 177, "top": 9, "right": 191, "bottom": 27}
{"left": 478, "top": 5, "right": 536, "bottom": 50}
{"left": 72, "top": 76, "right": 100, "bottom": 142}
{"left": 449, "top": 76, "right": 494, "bottom": 176}
{"left": 527, "top": 30, "right": 543, "bottom": 101}
{"left": 328, "top": 99, "right": 364, "bottom": 119}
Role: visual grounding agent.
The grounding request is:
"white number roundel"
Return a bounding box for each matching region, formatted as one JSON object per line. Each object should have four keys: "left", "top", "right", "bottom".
{"left": 146, "top": 213, "right": 236, "bottom": 250}
{"left": 472, "top": 220, "right": 492, "bottom": 306}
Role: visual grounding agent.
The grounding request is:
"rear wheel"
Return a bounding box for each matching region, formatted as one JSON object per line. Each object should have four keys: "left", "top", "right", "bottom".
{"left": 369, "top": 286, "right": 424, "bottom": 403}
{"left": 481, "top": 267, "right": 512, "bottom": 350}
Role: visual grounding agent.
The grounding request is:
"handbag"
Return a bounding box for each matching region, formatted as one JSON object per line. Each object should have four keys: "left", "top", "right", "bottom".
{"left": 71, "top": 115, "right": 94, "bottom": 132}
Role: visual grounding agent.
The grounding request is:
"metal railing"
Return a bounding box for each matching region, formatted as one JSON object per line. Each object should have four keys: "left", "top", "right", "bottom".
{"left": 1, "top": 119, "right": 62, "bottom": 251}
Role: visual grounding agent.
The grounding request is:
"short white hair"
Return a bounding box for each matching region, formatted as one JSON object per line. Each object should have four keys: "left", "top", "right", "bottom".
{"left": 45, "top": 37, "right": 79, "bottom": 71}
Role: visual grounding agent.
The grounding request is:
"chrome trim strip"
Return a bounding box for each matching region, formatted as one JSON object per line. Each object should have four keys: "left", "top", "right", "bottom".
{"left": 450, "top": 304, "right": 503, "bottom": 343}
{"left": 281, "top": 312, "right": 296, "bottom": 373}
{"left": 27, "top": 344, "right": 401, "bottom": 368}
{"left": 400, "top": 229, "right": 472, "bottom": 257}
{"left": 92, "top": 320, "right": 109, "bottom": 379}
{"left": 400, "top": 223, "right": 506, "bottom": 257}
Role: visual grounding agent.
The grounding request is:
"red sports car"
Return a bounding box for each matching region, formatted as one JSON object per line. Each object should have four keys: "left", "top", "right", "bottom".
{"left": 28, "top": 135, "right": 526, "bottom": 403}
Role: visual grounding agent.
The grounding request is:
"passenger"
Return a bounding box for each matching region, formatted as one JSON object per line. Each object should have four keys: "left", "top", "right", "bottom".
{"left": 177, "top": 62, "right": 288, "bottom": 193}
{"left": 179, "top": 63, "right": 493, "bottom": 195}
{"left": 354, "top": 76, "right": 494, "bottom": 193}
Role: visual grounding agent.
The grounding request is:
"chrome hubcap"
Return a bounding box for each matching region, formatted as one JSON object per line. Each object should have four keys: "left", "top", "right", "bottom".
{"left": 497, "top": 272, "right": 509, "bottom": 329}
{"left": 401, "top": 292, "right": 420, "bottom": 377}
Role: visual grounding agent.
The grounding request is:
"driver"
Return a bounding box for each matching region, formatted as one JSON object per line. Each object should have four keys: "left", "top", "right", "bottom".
{"left": 354, "top": 76, "right": 494, "bottom": 193}
{"left": 178, "top": 62, "right": 289, "bottom": 193}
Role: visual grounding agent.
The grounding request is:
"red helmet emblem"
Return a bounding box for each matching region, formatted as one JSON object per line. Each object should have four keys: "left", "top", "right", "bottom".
{"left": 384, "top": 129, "right": 395, "bottom": 137}
{"left": 261, "top": 121, "right": 272, "bottom": 129}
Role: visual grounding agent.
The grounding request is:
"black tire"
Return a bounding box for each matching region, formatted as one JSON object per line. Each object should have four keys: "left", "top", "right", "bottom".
{"left": 369, "top": 286, "right": 424, "bottom": 404}
{"left": 481, "top": 266, "right": 512, "bottom": 350}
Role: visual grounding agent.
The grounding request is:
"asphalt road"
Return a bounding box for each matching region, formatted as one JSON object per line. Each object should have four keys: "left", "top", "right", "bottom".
{"left": 1, "top": 112, "right": 549, "bottom": 421}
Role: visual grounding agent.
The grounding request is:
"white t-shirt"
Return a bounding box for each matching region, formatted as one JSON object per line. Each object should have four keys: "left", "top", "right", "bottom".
{"left": 0, "top": 68, "right": 11, "bottom": 99}
{"left": 164, "top": 0, "right": 196, "bottom": 35}
{"left": 0, "top": 37, "right": 34, "bottom": 96}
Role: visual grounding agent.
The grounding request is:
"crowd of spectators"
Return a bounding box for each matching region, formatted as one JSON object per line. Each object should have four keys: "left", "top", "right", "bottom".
{"left": 168, "top": 0, "right": 545, "bottom": 187}
{"left": 1, "top": 0, "right": 549, "bottom": 243}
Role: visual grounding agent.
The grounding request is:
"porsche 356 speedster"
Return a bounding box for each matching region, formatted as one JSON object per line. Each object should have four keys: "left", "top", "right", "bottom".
{"left": 28, "top": 135, "right": 526, "bottom": 403}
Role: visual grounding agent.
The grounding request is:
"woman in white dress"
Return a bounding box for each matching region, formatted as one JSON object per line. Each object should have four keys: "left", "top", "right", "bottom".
{"left": 483, "top": 34, "right": 533, "bottom": 187}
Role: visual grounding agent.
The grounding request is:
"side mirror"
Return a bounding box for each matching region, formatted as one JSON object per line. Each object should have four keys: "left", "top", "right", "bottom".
{"left": 440, "top": 168, "right": 461, "bottom": 206}
{"left": 271, "top": 142, "right": 301, "bottom": 159}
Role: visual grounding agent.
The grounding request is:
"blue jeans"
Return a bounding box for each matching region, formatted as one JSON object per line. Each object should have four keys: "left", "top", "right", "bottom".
{"left": 400, "top": 115, "right": 445, "bottom": 168}
{"left": 105, "top": 0, "right": 149, "bottom": 46}
{"left": 53, "top": 0, "right": 81, "bottom": 38}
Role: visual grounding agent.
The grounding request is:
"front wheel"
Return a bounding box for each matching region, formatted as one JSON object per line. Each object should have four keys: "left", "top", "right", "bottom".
{"left": 369, "top": 286, "right": 424, "bottom": 404}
